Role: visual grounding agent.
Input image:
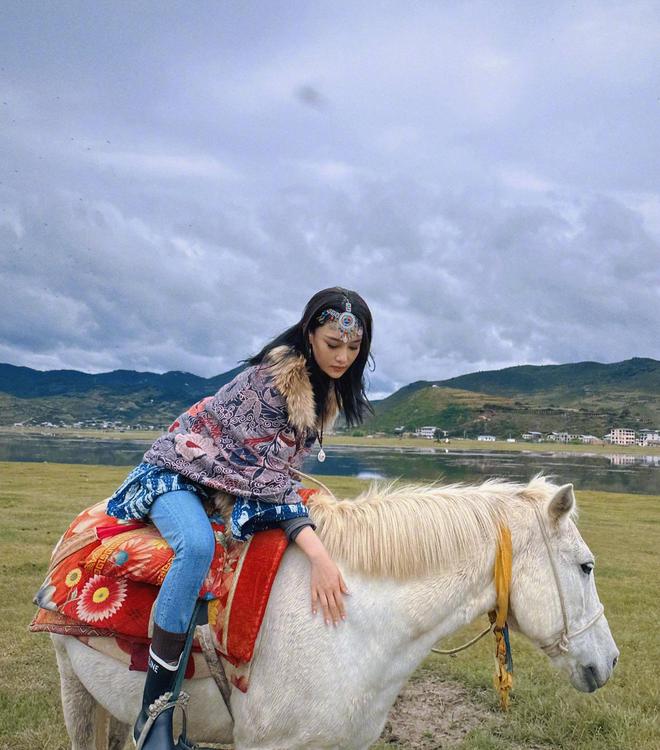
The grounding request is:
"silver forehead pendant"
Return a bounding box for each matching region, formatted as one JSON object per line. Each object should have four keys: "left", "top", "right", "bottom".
{"left": 317, "top": 447, "right": 326, "bottom": 462}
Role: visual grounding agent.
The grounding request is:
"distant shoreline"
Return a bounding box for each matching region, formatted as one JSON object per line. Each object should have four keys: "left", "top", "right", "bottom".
{"left": 327, "top": 434, "right": 660, "bottom": 455}
{"left": 2, "top": 425, "right": 658, "bottom": 456}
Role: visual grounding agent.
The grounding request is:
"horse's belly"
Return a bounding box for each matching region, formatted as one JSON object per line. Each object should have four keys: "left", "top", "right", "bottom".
{"left": 61, "top": 637, "right": 233, "bottom": 743}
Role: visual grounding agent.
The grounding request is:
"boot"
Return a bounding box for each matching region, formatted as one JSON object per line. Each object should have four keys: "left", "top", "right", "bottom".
{"left": 133, "top": 645, "right": 184, "bottom": 749}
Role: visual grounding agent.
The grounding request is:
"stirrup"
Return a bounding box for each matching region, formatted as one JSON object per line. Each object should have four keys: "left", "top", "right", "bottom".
{"left": 134, "top": 691, "right": 190, "bottom": 750}
{"left": 172, "top": 695, "right": 220, "bottom": 750}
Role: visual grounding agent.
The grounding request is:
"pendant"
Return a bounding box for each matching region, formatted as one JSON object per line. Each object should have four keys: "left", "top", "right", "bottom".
{"left": 317, "top": 447, "right": 326, "bottom": 463}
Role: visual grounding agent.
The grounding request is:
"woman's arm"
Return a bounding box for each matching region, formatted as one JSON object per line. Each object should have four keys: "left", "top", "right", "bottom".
{"left": 293, "top": 526, "right": 350, "bottom": 626}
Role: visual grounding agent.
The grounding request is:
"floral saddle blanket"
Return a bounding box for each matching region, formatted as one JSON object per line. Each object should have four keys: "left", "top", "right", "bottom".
{"left": 29, "top": 490, "right": 318, "bottom": 692}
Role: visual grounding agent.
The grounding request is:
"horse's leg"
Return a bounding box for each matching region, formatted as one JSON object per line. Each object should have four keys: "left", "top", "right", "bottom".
{"left": 92, "top": 708, "right": 129, "bottom": 750}
{"left": 107, "top": 714, "right": 130, "bottom": 750}
{"left": 52, "top": 634, "right": 108, "bottom": 750}
{"left": 108, "top": 716, "right": 131, "bottom": 750}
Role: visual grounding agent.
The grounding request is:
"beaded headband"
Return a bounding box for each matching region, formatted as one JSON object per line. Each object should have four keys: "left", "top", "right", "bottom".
{"left": 316, "top": 296, "right": 364, "bottom": 343}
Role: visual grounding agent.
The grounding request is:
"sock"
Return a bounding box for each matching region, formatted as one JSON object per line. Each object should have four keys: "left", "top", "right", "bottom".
{"left": 148, "top": 646, "right": 180, "bottom": 671}
{"left": 151, "top": 622, "right": 187, "bottom": 667}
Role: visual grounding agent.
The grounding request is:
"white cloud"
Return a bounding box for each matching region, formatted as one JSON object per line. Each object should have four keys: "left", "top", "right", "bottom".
{"left": 0, "top": 1, "right": 658, "bottom": 396}
{"left": 92, "top": 150, "right": 239, "bottom": 180}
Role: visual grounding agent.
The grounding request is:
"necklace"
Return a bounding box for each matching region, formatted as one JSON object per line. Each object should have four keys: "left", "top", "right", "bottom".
{"left": 316, "top": 421, "right": 326, "bottom": 462}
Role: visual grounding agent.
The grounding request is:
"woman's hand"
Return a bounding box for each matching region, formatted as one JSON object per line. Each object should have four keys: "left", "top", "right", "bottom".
{"left": 293, "top": 526, "right": 350, "bottom": 626}
{"left": 310, "top": 555, "right": 350, "bottom": 626}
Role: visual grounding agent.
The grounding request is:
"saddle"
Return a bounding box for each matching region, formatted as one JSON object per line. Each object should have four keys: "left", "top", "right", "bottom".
{"left": 29, "top": 488, "right": 319, "bottom": 693}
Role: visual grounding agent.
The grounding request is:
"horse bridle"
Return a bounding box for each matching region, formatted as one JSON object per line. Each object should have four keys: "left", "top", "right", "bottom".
{"left": 532, "top": 504, "right": 605, "bottom": 657}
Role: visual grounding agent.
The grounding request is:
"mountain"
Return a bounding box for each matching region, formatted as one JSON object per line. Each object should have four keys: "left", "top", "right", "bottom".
{"left": 1, "top": 357, "right": 658, "bottom": 436}
{"left": 0, "top": 363, "right": 244, "bottom": 399}
{"left": 0, "top": 362, "right": 245, "bottom": 427}
{"left": 363, "top": 357, "right": 660, "bottom": 437}
{"left": 420, "top": 357, "right": 659, "bottom": 397}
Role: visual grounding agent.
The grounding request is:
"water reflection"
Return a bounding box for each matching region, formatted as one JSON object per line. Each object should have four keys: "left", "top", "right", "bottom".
{"left": 304, "top": 445, "right": 659, "bottom": 495}
{"left": 0, "top": 434, "right": 148, "bottom": 466}
{"left": 1, "top": 435, "right": 658, "bottom": 495}
{"left": 607, "top": 453, "right": 660, "bottom": 466}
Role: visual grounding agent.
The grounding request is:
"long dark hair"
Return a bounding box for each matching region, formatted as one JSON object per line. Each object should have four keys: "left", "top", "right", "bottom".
{"left": 240, "top": 287, "right": 375, "bottom": 428}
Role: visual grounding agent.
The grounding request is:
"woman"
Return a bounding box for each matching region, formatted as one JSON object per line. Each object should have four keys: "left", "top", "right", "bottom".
{"left": 105, "top": 286, "right": 374, "bottom": 749}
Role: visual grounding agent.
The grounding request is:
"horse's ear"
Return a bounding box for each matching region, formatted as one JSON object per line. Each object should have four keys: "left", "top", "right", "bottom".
{"left": 548, "top": 483, "right": 575, "bottom": 524}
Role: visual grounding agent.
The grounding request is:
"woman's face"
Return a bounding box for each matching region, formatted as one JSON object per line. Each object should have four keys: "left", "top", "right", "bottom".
{"left": 308, "top": 322, "right": 362, "bottom": 379}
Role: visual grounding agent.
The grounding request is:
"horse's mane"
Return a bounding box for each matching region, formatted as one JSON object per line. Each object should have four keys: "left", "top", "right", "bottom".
{"left": 307, "top": 472, "right": 559, "bottom": 580}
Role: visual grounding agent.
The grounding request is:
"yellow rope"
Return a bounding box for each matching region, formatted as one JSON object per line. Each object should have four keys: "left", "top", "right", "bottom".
{"left": 431, "top": 525, "right": 514, "bottom": 710}
{"left": 489, "top": 525, "right": 513, "bottom": 710}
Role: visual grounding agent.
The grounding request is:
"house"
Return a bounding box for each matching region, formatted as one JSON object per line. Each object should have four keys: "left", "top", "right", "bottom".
{"left": 604, "top": 428, "right": 636, "bottom": 445}
{"left": 415, "top": 426, "right": 437, "bottom": 439}
{"left": 637, "top": 429, "right": 660, "bottom": 446}
{"left": 477, "top": 435, "right": 496, "bottom": 441}
{"left": 547, "top": 432, "right": 583, "bottom": 443}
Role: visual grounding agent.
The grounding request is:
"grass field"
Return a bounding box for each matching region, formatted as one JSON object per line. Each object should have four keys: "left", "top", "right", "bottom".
{"left": 0, "top": 462, "right": 658, "bottom": 749}
{"left": 325, "top": 434, "right": 660, "bottom": 456}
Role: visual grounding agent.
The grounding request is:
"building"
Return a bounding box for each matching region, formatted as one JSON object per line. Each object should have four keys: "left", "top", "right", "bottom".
{"left": 580, "top": 435, "right": 604, "bottom": 445}
{"left": 547, "top": 432, "right": 583, "bottom": 443}
{"left": 477, "top": 435, "right": 496, "bottom": 441}
{"left": 415, "top": 426, "right": 437, "bottom": 439}
{"left": 604, "top": 428, "right": 636, "bottom": 445}
{"left": 522, "top": 431, "right": 543, "bottom": 441}
{"left": 637, "top": 429, "right": 660, "bottom": 446}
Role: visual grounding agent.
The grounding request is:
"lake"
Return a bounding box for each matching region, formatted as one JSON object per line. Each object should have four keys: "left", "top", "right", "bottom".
{"left": 2, "top": 434, "right": 658, "bottom": 495}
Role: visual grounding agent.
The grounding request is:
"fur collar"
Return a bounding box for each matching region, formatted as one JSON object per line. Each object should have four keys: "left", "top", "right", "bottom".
{"left": 261, "top": 344, "right": 340, "bottom": 433}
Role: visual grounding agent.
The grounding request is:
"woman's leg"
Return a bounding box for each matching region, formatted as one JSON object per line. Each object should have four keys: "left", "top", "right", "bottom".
{"left": 133, "top": 489, "right": 215, "bottom": 747}
{"left": 148, "top": 489, "right": 216, "bottom": 657}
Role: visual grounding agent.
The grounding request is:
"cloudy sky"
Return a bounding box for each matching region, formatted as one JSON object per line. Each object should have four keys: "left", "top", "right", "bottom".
{"left": 1, "top": 1, "right": 658, "bottom": 398}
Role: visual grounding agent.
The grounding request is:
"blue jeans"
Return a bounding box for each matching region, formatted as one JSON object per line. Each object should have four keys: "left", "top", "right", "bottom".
{"left": 148, "top": 489, "right": 216, "bottom": 633}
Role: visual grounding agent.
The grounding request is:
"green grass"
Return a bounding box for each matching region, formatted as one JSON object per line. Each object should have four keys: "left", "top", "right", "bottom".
{"left": 326, "top": 433, "right": 660, "bottom": 456}
{"left": 0, "top": 462, "right": 658, "bottom": 749}
{"left": 0, "top": 425, "right": 159, "bottom": 441}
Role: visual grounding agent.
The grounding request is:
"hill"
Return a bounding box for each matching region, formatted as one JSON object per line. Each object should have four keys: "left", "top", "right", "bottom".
{"left": 0, "top": 362, "right": 244, "bottom": 427}
{"left": 1, "top": 357, "right": 658, "bottom": 437}
{"left": 364, "top": 357, "right": 660, "bottom": 437}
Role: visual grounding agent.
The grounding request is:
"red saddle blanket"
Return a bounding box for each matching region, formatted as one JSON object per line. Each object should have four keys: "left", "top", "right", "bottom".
{"left": 30, "top": 489, "right": 318, "bottom": 691}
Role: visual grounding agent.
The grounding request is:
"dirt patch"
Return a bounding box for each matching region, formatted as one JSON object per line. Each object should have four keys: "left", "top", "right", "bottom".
{"left": 378, "top": 672, "right": 498, "bottom": 748}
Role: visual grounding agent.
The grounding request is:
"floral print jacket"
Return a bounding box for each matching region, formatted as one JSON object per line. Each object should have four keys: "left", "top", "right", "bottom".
{"left": 140, "top": 345, "right": 339, "bottom": 538}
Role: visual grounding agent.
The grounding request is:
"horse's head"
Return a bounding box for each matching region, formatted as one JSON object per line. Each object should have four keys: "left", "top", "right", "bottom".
{"left": 508, "top": 483, "right": 619, "bottom": 692}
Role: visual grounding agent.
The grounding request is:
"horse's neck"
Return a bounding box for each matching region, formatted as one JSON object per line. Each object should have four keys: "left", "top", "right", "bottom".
{"left": 346, "top": 542, "right": 497, "bottom": 689}
{"left": 403, "top": 552, "right": 497, "bottom": 641}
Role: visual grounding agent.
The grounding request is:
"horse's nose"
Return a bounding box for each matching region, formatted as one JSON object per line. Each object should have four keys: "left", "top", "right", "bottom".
{"left": 583, "top": 665, "right": 600, "bottom": 691}
{"left": 612, "top": 654, "right": 619, "bottom": 669}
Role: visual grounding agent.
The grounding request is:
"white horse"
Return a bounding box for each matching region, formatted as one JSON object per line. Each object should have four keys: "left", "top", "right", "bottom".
{"left": 50, "top": 474, "right": 619, "bottom": 750}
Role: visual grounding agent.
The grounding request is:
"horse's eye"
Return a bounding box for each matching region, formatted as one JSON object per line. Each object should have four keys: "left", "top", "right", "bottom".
{"left": 580, "top": 562, "right": 594, "bottom": 575}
